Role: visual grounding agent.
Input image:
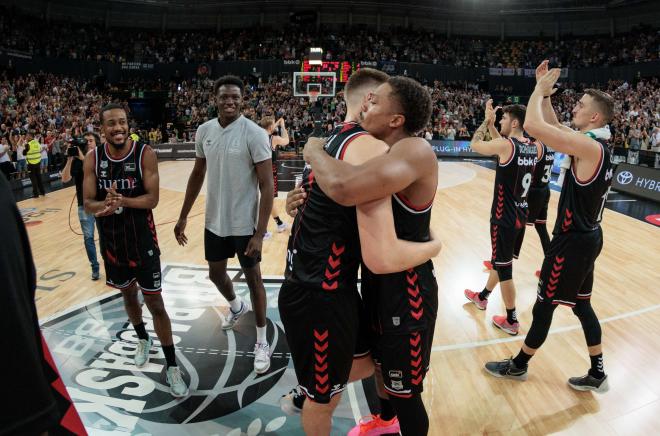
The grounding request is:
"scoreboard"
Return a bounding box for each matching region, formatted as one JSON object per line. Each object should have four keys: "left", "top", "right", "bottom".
{"left": 301, "top": 60, "right": 361, "bottom": 82}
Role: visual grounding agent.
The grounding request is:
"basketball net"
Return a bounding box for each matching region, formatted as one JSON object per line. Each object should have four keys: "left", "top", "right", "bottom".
{"left": 309, "top": 89, "right": 320, "bottom": 104}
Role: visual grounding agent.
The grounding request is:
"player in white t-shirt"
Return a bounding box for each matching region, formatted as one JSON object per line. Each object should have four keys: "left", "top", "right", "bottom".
{"left": 174, "top": 75, "right": 274, "bottom": 374}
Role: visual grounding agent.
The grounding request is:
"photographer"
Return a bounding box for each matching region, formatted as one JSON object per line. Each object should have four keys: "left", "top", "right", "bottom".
{"left": 62, "top": 132, "right": 100, "bottom": 280}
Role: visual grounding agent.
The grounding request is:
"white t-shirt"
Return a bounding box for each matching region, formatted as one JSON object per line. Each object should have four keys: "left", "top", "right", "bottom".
{"left": 0, "top": 144, "right": 10, "bottom": 163}
{"left": 652, "top": 129, "right": 660, "bottom": 146}
{"left": 195, "top": 116, "right": 271, "bottom": 237}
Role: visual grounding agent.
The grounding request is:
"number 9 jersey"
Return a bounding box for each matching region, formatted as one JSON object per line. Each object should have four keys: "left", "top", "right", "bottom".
{"left": 490, "top": 136, "right": 538, "bottom": 229}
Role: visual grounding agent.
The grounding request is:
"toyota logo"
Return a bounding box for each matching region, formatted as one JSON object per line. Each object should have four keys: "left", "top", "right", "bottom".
{"left": 617, "top": 171, "right": 634, "bottom": 185}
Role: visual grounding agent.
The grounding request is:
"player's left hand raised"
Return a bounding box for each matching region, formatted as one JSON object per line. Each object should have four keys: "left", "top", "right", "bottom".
{"left": 485, "top": 99, "right": 500, "bottom": 125}
{"left": 302, "top": 137, "right": 326, "bottom": 163}
{"left": 244, "top": 234, "right": 263, "bottom": 259}
{"left": 536, "top": 68, "right": 561, "bottom": 97}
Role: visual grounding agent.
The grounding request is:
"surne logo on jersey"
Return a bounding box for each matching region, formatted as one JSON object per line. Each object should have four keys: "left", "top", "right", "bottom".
{"left": 98, "top": 177, "right": 137, "bottom": 190}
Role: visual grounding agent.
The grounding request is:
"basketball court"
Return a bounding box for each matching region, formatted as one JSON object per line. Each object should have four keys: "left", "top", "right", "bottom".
{"left": 24, "top": 154, "right": 660, "bottom": 435}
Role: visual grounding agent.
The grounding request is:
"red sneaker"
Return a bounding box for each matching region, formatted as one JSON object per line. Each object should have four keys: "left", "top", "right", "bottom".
{"left": 492, "top": 315, "right": 520, "bottom": 336}
{"left": 483, "top": 260, "right": 493, "bottom": 270}
{"left": 348, "top": 415, "right": 400, "bottom": 436}
{"left": 464, "top": 289, "right": 487, "bottom": 310}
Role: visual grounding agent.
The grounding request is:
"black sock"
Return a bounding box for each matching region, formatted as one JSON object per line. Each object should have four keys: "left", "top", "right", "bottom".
{"left": 379, "top": 396, "right": 396, "bottom": 421}
{"left": 163, "top": 344, "right": 177, "bottom": 368}
{"left": 273, "top": 216, "right": 283, "bottom": 226}
{"left": 133, "top": 322, "right": 149, "bottom": 341}
{"left": 293, "top": 389, "right": 306, "bottom": 409}
{"left": 588, "top": 353, "right": 605, "bottom": 379}
{"left": 507, "top": 308, "right": 518, "bottom": 324}
{"left": 478, "top": 287, "right": 491, "bottom": 301}
{"left": 512, "top": 349, "right": 532, "bottom": 369}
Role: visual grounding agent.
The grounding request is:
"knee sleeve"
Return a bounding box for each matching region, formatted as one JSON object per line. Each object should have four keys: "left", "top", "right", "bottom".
{"left": 524, "top": 301, "right": 557, "bottom": 349}
{"left": 389, "top": 393, "right": 429, "bottom": 436}
{"left": 572, "top": 300, "right": 602, "bottom": 347}
{"left": 495, "top": 263, "right": 513, "bottom": 282}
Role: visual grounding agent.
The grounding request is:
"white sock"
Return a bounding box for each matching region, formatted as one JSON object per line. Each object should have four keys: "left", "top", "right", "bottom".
{"left": 228, "top": 297, "right": 242, "bottom": 313}
{"left": 256, "top": 326, "right": 267, "bottom": 344}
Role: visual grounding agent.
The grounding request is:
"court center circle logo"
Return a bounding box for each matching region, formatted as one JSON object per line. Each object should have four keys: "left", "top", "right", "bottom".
{"left": 43, "top": 264, "right": 290, "bottom": 432}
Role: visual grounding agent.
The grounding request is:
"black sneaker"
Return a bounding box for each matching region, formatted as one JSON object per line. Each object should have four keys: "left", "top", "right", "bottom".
{"left": 568, "top": 373, "right": 609, "bottom": 393}
{"left": 279, "top": 385, "right": 306, "bottom": 415}
{"left": 484, "top": 357, "right": 528, "bottom": 381}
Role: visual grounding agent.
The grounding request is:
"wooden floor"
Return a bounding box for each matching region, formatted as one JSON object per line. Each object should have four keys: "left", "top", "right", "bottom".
{"left": 26, "top": 160, "right": 660, "bottom": 435}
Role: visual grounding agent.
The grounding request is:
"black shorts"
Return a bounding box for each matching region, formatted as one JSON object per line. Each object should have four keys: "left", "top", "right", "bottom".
{"left": 490, "top": 223, "right": 522, "bottom": 270}
{"left": 372, "top": 328, "right": 435, "bottom": 398}
{"left": 204, "top": 228, "right": 261, "bottom": 268}
{"left": 104, "top": 258, "right": 162, "bottom": 294}
{"left": 527, "top": 187, "right": 550, "bottom": 225}
{"left": 361, "top": 261, "right": 438, "bottom": 334}
{"left": 536, "top": 228, "right": 603, "bottom": 307}
{"left": 278, "top": 280, "right": 369, "bottom": 404}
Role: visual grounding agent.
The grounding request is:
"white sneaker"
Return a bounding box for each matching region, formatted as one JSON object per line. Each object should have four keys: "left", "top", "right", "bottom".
{"left": 166, "top": 366, "right": 189, "bottom": 397}
{"left": 134, "top": 337, "right": 153, "bottom": 368}
{"left": 276, "top": 222, "right": 288, "bottom": 233}
{"left": 263, "top": 231, "right": 273, "bottom": 240}
{"left": 254, "top": 342, "right": 271, "bottom": 374}
{"left": 222, "top": 300, "right": 248, "bottom": 330}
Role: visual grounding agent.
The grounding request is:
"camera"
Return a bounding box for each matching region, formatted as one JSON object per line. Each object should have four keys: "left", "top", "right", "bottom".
{"left": 68, "top": 136, "right": 88, "bottom": 157}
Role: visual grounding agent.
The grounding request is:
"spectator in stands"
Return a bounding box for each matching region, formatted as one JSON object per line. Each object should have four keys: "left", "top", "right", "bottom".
{"left": 446, "top": 124, "right": 457, "bottom": 140}
{"left": 651, "top": 126, "right": 660, "bottom": 150}
{"left": 39, "top": 135, "right": 49, "bottom": 171}
{"left": 0, "top": 137, "right": 13, "bottom": 180}
{"left": 629, "top": 123, "right": 642, "bottom": 150}
{"left": 14, "top": 135, "right": 27, "bottom": 176}
{"left": 50, "top": 135, "right": 63, "bottom": 171}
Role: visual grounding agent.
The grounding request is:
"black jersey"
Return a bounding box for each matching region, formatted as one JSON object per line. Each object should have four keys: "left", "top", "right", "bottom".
{"left": 269, "top": 135, "right": 278, "bottom": 162}
{"left": 553, "top": 139, "right": 612, "bottom": 235}
{"left": 94, "top": 141, "right": 160, "bottom": 267}
{"left": 491, "top": 137, "right": 538, "bottom": 228}
{"left": 361, "top": 193, "right": 438, "bottom": 334}
{"left": 285, "top": 122, "right": 368, "bottom": 290}
{"left": 531, "top": 141, "right": 555, "bottom": 189}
